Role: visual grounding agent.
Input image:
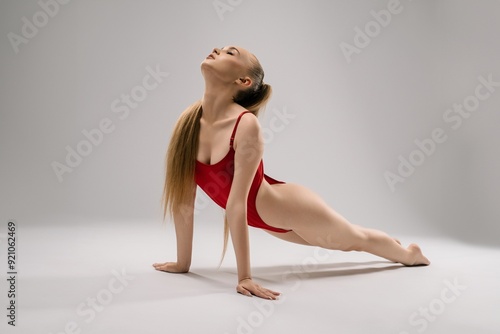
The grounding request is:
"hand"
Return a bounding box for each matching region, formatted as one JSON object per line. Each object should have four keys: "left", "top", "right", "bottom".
{"left": 236, "top": 278, "right": 281, "bottom": 300}
{"left": 152, "top": 262, "right": 189, "bottom": 273}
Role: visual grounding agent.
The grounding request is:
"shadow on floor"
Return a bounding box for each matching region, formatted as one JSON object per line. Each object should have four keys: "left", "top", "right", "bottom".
{"left": 246, "top": 260, "right": 406, "bottom": 283}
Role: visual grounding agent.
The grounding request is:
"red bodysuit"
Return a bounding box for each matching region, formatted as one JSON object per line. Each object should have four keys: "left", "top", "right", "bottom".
{"left": 195, "top": 111, "right": 291, "bottom": 233}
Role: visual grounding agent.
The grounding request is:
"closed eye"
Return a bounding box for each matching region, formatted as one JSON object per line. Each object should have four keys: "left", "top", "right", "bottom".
{"left": 221, "top": 46, "right": 239, "bottom": 56}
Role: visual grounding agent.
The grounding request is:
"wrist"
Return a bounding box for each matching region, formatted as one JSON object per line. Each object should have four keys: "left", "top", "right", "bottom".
{"left": 238, "top": 277, "right": 252, "bottom": 284}
{"left": 176, "top": 261, "right": 190, "bottom": 271}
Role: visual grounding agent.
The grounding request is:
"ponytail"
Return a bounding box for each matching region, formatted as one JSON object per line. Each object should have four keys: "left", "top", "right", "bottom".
{"left": 233, "top": 83, "right": 272, "bottom": 116}
{"left": 162, "top": 101, "right": 202, "bottom": 220}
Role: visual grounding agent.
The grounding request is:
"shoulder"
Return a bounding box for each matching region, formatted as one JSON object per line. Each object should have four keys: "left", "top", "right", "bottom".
{"left": 233, "top": 112, "right": 263, "bottom": 151}
{"left": 235, "top": 112, "right": 261, "bottom": 136}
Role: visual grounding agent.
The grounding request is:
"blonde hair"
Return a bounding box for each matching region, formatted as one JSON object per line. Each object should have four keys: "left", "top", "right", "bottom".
{"left": 162, "top": 54, "right": 272, "bottom": 264}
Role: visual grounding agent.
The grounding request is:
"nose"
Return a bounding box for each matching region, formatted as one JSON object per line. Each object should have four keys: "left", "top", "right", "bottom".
{"left": 212, "top": 48, "right": 220, "bottom": 55}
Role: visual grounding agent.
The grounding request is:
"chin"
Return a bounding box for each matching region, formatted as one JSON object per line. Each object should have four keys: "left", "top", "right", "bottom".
{"left": 200, "top": 59, "right": 212, "bottom": 68}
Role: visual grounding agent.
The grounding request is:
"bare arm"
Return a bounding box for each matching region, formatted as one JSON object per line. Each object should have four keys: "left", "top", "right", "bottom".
{"left": 153, "top": 182, "right": 196, "bottom": 273}
{"left": 227, "top": 114, "right": 280, "bottom": 299}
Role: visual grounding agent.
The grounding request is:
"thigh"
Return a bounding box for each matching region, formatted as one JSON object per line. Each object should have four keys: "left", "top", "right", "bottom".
{"left": 264, "top": 230, "right": 312, "bottom": 246}
{"left": 259, "top": 183, "right": 361, "bottom": 249}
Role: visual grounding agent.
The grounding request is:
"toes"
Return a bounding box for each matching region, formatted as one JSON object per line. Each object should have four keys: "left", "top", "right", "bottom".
{"left": 406, "top": 244, "right": 430, "bottom": 266}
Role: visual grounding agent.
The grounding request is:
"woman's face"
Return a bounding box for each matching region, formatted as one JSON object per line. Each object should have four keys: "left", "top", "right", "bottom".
{"left": 201, "top": 45, "right": 254, "bottom": 86}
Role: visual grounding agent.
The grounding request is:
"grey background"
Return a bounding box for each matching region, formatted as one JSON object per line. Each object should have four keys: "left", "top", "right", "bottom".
{"left": 1, "top": 0, "right": 499, "bottom": 246}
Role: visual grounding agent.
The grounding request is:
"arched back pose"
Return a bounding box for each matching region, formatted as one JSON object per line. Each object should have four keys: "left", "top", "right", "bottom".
{"left": 153, "top": 45, "right": 430, "bottom": 300}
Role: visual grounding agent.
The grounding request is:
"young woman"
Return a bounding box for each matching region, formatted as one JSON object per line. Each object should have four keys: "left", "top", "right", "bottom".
{"left": 153, "top": 46, "right": 430, "bottom": 300}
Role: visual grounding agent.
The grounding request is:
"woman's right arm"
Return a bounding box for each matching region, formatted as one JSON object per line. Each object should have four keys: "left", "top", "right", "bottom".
{"left": 153, "top": 183, "right": 196, "bottom": 273}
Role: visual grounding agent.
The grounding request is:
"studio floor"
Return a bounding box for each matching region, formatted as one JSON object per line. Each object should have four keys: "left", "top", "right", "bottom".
{"left": 1, "top": 218, "right": 499, "bottom": 334}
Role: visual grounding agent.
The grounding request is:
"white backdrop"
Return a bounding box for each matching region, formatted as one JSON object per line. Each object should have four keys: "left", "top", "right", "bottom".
{"left": 1, "top": 0, "right": 499, "bottom": 246}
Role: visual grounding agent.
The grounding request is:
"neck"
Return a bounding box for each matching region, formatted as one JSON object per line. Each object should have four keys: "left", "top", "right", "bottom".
{"left": 201, "top": 81, "right": 239, "bottom": 123}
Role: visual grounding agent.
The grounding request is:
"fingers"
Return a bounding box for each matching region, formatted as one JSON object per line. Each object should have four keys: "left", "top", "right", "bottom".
{"left": 152, "top": 262, "right": 168, "bottom": 267}
{"left": 237, "top": 283, "right": 281, "bottom": 300}
{"left": 259, "top": 288, "right": 280, "bottom": 300}
{"left": 152, "top": 263, "right": 163, "bottom": 271}
{"left": 268, "top": 289, "right": 281, "bottom": 296}
{"left": 152, "top": 262, "right": 189, "bottom": 274}
{"left": 236, "top": 286, "right": 252, "bottom": 297}
{"left": 152, "top": 262, "right": 171, "bottom": 271}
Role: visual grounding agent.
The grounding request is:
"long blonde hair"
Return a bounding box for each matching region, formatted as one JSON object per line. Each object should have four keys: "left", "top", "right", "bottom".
{"left": 162, "top": 55, "right": 272, "bottom": 264}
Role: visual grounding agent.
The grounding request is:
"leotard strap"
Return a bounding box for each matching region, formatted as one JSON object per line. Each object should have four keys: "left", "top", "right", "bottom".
{"left": 229, "top": 111, "right": 252, "bottom": 149}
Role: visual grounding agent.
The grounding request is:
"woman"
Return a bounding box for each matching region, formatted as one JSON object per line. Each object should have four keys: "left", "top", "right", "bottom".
{"left": 153, "top": 46, "right": 430, "bottom": 300}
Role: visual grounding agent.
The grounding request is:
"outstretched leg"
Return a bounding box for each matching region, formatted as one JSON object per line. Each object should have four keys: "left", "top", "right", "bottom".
{"left": 259, "top": 183, "right": 430, "bottom": 266}
{"left": 334, "top": 225, "right": 430, "bottom": 266}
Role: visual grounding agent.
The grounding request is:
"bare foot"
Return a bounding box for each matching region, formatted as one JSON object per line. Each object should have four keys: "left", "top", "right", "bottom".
{"left": 404, "top": 243, "right": 431, "bottom": 266}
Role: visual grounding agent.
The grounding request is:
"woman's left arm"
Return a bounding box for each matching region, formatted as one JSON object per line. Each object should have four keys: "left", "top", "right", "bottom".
{"left": 226, "top": 114, "right": 280, "bottom": 300}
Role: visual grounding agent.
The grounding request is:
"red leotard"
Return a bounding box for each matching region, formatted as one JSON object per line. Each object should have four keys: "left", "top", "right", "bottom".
{"left": 195, "top": 111, "right": 291, "bottom": 233}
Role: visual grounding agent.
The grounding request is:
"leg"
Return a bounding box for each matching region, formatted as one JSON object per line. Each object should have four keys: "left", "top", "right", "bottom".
{"left": 335, "top": 225, "right": 430, "bottom": 266}
{"left": 259, "top": 183, "right": 430, "bottom": 266}
{"left": 264, "top": 230, "right": 312, "bottom": 246}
